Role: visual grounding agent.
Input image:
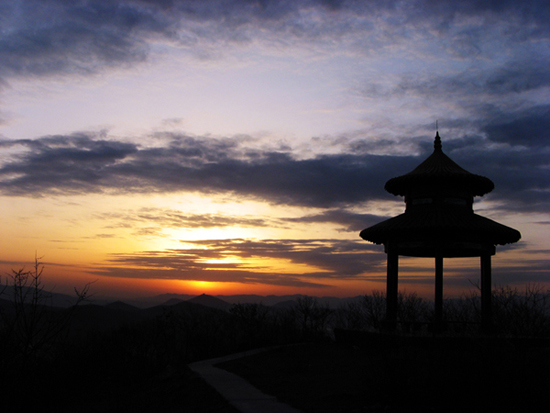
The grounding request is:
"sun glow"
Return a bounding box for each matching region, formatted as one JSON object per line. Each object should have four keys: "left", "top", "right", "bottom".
{"left": 189, "top": 280, "right": 217, "bottom": 290}
{"left": 181, "top": 280, "right": 252, "bottom": 296}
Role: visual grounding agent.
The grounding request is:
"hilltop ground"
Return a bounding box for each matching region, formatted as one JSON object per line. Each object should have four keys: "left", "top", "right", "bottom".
{"left": 218, "top": 337, "right": 550, "bottom": 413}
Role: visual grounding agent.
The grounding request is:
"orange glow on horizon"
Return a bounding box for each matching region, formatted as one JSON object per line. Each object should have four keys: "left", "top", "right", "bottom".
{"left": 186, "top": 280, "right": 219, "bottom": 291}
{"left": 5, "top": 248, "right": 544, "bottom": 303}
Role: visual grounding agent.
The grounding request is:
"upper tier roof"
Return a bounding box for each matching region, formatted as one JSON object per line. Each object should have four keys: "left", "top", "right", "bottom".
{"left": 384, "top": 132, "right": 494, "bottom": 197}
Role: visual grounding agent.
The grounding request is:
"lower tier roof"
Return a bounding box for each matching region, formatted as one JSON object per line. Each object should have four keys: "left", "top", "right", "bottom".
{"left": 360, "top": 208, "right": 521, "bottom": 253}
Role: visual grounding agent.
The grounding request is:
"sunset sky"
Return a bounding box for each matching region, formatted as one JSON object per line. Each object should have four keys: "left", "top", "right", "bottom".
{"left": 0, "top": 0, "right": 548, "bottom": 300}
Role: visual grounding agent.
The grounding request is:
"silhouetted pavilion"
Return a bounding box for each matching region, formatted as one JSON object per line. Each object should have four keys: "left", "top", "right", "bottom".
{"left": 360, "top": 132, "right": 521, "bottom": 332}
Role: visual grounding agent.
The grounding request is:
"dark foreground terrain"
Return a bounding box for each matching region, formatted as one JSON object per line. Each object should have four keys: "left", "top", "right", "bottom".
{"left": 2, "top": 354, "right": 239, "bottom": 413}
{"left": 219, "top": 336, "right": 550, "bottom": 413}
{"left": 3, "top": 284, "right": 550, "bottom": 412}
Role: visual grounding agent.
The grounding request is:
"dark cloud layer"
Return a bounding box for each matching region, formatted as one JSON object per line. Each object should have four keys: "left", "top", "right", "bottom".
{"left": 1, "top": 132, "right": 548, "bottom": 213}
{"left": 285, "top": 210, "right": 384, "bottom": 232}
{"left": 1, "top": 0, "right": 548, "bottom": 82}
{"left": 0, "top": 133, "right": 400, "bottom": 206}
{"left": 482, "top": 105, "right": 550, "bottom": 148}
{"left": 381, "top": 59, "right": 550, "bottom": 101}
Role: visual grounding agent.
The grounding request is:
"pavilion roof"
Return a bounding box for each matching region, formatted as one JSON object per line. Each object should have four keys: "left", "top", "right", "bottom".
{"left": 384, "top": 132, "right": 494, "bottom": 197}
{"left": 360, "top": 132, "right": 521, "bottom": 254}
{"left": 360, "top": 207, "right": 521, "bottom": 249}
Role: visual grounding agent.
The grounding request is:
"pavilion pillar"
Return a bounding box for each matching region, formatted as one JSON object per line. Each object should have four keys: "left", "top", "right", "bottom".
{"left": 385, "top": 247, "right": 399, "bottom": 331}
{"left": 434, "top": 255, "right": 443, "bottom": 332}
{"left": 480, "top": 254, "right": 493, "bottom": 333}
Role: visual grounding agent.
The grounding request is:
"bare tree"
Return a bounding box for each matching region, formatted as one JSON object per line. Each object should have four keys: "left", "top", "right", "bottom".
{"left": 293, "top": 296, "right": 333, "bottom": 339}
{"left": 0, "top": 256, "right": 91, "bottom": 369}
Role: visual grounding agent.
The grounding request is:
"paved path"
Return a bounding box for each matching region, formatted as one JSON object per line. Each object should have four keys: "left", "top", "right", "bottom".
{"left": 189, "top": 348, "right": 302, "bottom": 413}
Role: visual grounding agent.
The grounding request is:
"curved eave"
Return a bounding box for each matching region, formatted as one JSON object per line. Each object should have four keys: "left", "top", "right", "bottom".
{"left": 360, "top": 209, "right": 521, "bottom": 247}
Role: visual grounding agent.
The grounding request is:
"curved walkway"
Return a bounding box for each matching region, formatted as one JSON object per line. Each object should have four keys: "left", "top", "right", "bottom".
{"left": 189, "top": 347, "right": 302, "bottom": 413}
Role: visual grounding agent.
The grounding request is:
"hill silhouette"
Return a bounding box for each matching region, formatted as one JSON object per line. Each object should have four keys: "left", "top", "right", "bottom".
{"left": 88, "top": 292, "right": 362, "bottom": 309}
{"left": 105, "top": 300, "right": 141, "bottom": 312}
{"left": 187, "top": 294, "right": 231, "bottom": 311}
{"left": 161, "top": 297, "right": 186, "bottom": 305}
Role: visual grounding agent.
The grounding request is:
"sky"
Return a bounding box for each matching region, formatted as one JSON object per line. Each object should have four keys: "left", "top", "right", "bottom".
{"left": 0, "top": 0, "right": 549, "bottom": 300}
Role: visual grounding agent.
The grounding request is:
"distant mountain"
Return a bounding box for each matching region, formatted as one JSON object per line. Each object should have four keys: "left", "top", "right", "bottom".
{"left": 187, "top": 294, "right": 231, "bottom": 311}
{"left": 1, "top": 294, "right": 236, "bottom": 338}
{"left": 214, "top": 294, "right": 272, "bottom": 305}
{"left": 0, "top": 285, "right": 87, "bottom": 308}
{"left": 105, "top": 301, "right": 141, "bottom": 312}
{"left": 0, "top": 291, "right": 367, "bottom": 339}
{"left": 162, "top": 298, "right": 185, "bottom": 306}
{"left": 137, "top": 293, "right": 195, "bottom": 308}
{"left": 71, "top": 299, "right": 230, "bottom": 335}
{"left": 218, "top": 294, "right": 304, "bottom": 306}
{"left": 114, "top": 292, "right": 366, "bottom": 309}
{"left": 272, "top": 300, "right": 298, "bottom": 310}
{"left": 216, "top": 294, "right": 363, "bottom": 308}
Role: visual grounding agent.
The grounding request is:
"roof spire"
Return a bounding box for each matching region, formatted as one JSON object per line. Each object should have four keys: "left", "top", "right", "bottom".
{"left": 434, "top": 127, "right": 442, "bottom": 151}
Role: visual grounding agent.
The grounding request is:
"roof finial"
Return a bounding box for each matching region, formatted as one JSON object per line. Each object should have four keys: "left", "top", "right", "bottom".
{"left": 434, "top": 120, "right": 442, "bottom": 150}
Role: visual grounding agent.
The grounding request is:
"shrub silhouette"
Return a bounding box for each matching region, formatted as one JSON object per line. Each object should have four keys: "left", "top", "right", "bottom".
{"left": 334, "top": 286, "right": 550, "bottom": 338}
{"left": 292, "top": 296, "right": 333, "bottom": 340}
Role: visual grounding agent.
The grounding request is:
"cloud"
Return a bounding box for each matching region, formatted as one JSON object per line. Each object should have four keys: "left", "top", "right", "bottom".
{"left": 359, "top": 55, "right": 550, "bottom": 135}
{"left": 482, "top": 105, "right": 550, "bottom": 148}
{"left": 92, "top": 205, "right": 390, "bottom": 240}
{"left": 1, "top": 0, "right": 548, "bottom": 83}
{"left": 390, "top": 59, "right": 550, "bottom": 101}
{"left": 97, "top": 207, "right": 277, "bottom": 238}
{"left": 0, "top": 133, "right": 138, "bottom": 195}
{"left": 1, "top": 131, "right": 548, "bottom": 213}
{"left": 0, "top": 1, "right": 156, "bottom": 80}
{"left": 90, "top": 237, "right": 385, "bottom": 287}
{"left": 89, "top": 237, "right": 550, "bottom": 289}
{"left": 284, "top": 209, "right": 385, "bottom": 232}
{"left": 0, "top": 132, "right": 401, "bottom": 206}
